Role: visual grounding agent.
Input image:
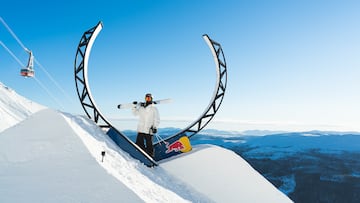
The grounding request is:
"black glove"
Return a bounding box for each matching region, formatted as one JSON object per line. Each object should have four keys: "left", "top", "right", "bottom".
{"left": 117, "top": 104, "right": 121, "bottom": 109}
{"left": 133, "top": 101, "right": 138, "bottom": 105}
{"left": 151, "top": 127, "right": 157, "bottom": 134}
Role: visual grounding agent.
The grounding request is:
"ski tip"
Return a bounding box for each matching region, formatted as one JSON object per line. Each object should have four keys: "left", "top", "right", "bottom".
{"left": 153, "top": 98, "right": 173, "bottom": 105}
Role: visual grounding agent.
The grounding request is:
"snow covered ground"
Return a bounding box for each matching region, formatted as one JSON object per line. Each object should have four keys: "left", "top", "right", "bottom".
{"left": 0, "top": 82, "right": 292, "bottom": 202}
{"left": 0, "top": 82, "right": 44, "bottom": 132}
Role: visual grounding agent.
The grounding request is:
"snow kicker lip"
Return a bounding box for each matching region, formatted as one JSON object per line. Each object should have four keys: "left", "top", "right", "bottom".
{"left": 74, "top": 21, "right": 227, "bottom": 165}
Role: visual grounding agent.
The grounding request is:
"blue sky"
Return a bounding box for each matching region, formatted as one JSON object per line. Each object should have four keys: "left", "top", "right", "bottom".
{"left": 1, "top": 0, "right": 360, "bottom": 131}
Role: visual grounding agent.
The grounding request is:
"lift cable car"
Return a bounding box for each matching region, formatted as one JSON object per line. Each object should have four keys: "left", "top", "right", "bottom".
{"left": 20, "top": 49, "right": 35, "bottom": 77}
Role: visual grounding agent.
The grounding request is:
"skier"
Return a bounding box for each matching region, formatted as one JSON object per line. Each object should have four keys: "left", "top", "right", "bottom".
{"left": 132, "top": 93, "right": 160, "bottom": 158}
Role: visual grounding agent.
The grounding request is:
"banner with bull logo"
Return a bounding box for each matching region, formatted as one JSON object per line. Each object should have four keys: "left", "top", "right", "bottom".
{"left": 153, "top": 135, "right": 192, "bottom": 161}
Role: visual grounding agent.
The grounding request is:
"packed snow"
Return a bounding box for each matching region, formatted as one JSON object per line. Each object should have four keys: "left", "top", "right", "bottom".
{"left": 0, "top": 82, "right": 292, "bottom": 202}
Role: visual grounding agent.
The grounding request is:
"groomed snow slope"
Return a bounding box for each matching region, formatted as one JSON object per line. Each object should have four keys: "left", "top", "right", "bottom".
{"left": 0, "top": 81, "right": 292, "bottom": 202}
{"left": 0, "top": 109, "right": 292, "bottom": 202}
{"left": 0, "top": 109, "right": 143, "bottom": 202}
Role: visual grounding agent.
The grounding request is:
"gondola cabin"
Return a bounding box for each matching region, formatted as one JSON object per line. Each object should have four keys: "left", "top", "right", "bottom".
{"left": 20, "top": 49, "right": 35, "bottom": 78}
{"left": 20, "top": 68, "right": 35, "bottom": 77}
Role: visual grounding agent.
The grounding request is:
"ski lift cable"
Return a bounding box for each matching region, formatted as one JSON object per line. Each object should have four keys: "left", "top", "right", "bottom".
{"left": 33, "top": 58, "right": 75, "bottom": 103}
{"left": 0, "top": 40, "right": 65, "bottom": 110}
{"left": 0, "top": 41, "right": 24, "bottom": 66}
{"left": 1, "top": 16, "right": 74, "bottom": 105}
{"left": 0, "top": 17, "right": 27, "bottom": 51}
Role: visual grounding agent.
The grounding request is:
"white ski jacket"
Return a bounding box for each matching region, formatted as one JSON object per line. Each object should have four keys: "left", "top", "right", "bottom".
{"left": 132, "top": 104, "right": 160, "bottom": 134}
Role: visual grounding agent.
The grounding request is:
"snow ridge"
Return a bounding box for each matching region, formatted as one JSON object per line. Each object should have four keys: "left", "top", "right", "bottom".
{"left": 0, "top": 82, "right": 45, "bottom": 132}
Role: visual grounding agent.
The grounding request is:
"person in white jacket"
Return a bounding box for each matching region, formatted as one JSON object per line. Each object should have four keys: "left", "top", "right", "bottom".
{"left": 132, "top": 93, "right": 160, "bottom": 157}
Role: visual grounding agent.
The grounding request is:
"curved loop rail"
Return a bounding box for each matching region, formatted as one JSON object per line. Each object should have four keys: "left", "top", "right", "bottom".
{"left": 156, "top": 34, "right": 227, "bottom": 142}
{"left": 74, "top": 22, "right": 227, "bottom": 164}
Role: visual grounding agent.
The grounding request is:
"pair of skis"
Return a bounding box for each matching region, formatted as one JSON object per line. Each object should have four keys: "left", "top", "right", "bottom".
{"left": 117, "top": 98, "right": 173, "bottom": 109}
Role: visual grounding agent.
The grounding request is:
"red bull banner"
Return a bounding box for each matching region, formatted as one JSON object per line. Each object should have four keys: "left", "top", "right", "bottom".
{"left": 153, "top": 135, "right": 192, "bottom": 161}
{"left": 165, "top": 136, "right": 192, "bottom": 153}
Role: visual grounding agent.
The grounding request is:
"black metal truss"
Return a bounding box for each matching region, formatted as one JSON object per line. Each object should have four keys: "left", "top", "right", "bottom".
{"left": 161, "top": 34, "right": 227, "bottom": 140}
{"left": 74, "top": 21, "right": 114, "bottom": 130}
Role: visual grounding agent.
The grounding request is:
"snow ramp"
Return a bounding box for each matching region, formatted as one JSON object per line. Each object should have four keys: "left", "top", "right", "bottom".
{"left": 161, "top": 145, "right": 293, "bottom": 203}
{"left": 0, "top": 109, "right": 144, "bottom": 202}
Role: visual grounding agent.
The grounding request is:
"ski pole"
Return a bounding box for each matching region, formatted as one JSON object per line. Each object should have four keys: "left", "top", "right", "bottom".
{"left": 154, "top": 132, "right": 166, "bottom": 145}
{"left": 154, "top": 132, "right": 161, "bottom": 144}
{"left": 150, "top": 127, "right": 166, "bottom": 145}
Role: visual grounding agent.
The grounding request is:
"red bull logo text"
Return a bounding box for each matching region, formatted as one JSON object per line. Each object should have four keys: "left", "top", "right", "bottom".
{"left": 165, "top": 140, "right": 185, "bottom": 153}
